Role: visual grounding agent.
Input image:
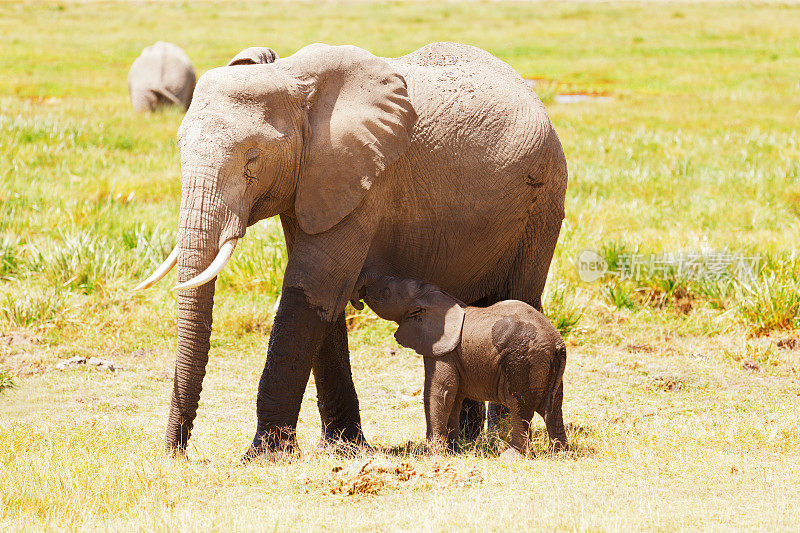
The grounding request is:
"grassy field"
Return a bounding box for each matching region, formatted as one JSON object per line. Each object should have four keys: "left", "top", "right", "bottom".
{"left": 2, "top": 0, "right": 800, "bottom": 530}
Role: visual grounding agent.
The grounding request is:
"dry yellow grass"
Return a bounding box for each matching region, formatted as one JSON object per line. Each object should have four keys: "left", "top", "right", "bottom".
{"left": 2, "top": 332, "right": 799, "bottom": 530}
{"left": 2, "top": 0, "right": 800, "bottom": 530}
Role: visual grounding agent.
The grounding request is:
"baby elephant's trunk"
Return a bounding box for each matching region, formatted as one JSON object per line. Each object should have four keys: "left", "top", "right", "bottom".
{"left": 540, "top": 344, "right": 568, "bottom": 451}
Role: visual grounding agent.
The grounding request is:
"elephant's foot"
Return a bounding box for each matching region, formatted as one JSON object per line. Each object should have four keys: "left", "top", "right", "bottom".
{"left": 243, "top": 446, "right": 298, "bottom": 463}
{"left": 499, "top": 447, "right": 525, "bottom": 461}
{"left": 426, "top": 438, "right": 457, "bottom": 456}
{"left": 317, "top": 416, "right": 369, "bottom": 448}
{"left": 548, "top": 439, "right": 568, "bottom": 454}
{"left": 317, "top": 420, "right": 373, "bottom": 457}
{"left": 243, "top": 427, "right": 299, "bottom": 463}
{"left": 315, "top": 435, "right": 373, "bottom": 458}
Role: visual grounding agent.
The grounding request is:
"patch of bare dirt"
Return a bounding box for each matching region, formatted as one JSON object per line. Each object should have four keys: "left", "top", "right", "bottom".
{"left": 650, "top": 373, "right": 684, "bottom": 391}
{"left": 777, "top": 338, "right": 799, "bottom": 351}
{"left": 53, "top": 356, "right": 116, "bottom": 372}
{"left": 673, "top": 287, "right": 694, "bottom": 315}
{"left": 328, "top": 457, "right": 483, "bottom": 496}
{"left": 0, "top": 350, "right": 49, "bottom": 376}
{"left": 1, "top": 332, "right": 41, "bottom": 347}
{"left": 741, "top": 360, "right": 761, "bottom": 372}
{"left": 0, "top": 332, "right": 51, "bottom": 376}
{"left": 625, "top": 343, "right": 655, "bottom": 353}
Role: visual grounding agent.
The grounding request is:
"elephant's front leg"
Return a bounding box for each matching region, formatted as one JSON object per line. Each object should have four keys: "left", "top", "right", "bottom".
{"left": 247, "top": 286, "right": 330, "bottom": 459}
{"left": 313, "top": 312, "right": 367, "bottom": 448}
{"left": 424, "top": 356, "right": 459, "bottom": 453}
{"left": 248, "top": 208, "right": 376, "bottom": 459}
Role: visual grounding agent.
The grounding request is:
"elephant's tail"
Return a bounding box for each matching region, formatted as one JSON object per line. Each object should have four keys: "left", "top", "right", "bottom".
{"left": 153, "top": 86, "right": 183, "bottom": 108}
{"left": 538, "top": 343, "right": 566, "bottom": 417}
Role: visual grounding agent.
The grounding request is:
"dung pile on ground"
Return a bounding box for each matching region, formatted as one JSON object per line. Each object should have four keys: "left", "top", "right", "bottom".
{"left": 329, "top": 457, "right": 483, "bottom": 495}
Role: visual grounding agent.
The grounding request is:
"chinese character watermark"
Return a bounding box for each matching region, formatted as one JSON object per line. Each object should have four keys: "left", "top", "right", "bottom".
{"left": 577, "top": 249, "right": 760, "bottom": 283}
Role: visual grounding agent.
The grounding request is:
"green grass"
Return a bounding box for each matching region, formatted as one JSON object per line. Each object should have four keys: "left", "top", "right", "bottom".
{"left": 0, "top": 367, "right": 13, "bottom": 392}
{"left": 2, "top": 1, "right": 800, "bottom": 530}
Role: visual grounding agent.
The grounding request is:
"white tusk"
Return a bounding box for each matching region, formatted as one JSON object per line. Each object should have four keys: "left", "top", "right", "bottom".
{"left": 173, "top": 239, "right": 237, "bottom": 291}
{"left": 134, "top": 245, "right": 179, "bottom": 291}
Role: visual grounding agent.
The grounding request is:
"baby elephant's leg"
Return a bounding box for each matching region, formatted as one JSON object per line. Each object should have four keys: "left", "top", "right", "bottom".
{"left": 500, "top": 407, "right": 533, "bottom": 460}
{"left": 445, "top": 396, "right": 464, "bottom": 450}
{"left": 423, "top": 356, "right": 460, "bottom": 453}
{"left": 544, "top": 382, "right": 568, "bottom": 452}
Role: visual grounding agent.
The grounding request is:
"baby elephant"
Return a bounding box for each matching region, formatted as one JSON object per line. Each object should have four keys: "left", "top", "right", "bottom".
{"left": 352, "top": 273, "right": 567, "bottom": 458}
{"left": 128, "top": 42, "right": 196, "bottom": 112}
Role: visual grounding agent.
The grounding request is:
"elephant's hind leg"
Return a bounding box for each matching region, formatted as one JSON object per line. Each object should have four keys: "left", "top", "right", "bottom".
{"left": 498, "top": 409, "right": 532, "bottom": 461}
{"left": 504, "top": 211, "right": 563, "bottom": 313}
{"left": 504, "top": 129, "right": 568, "bottom": 312}
{"left": 313, "top": 312, "right": 368, "bottom": 449}
{"left": 542, "top": 382, "right": 568, "bottom": 452}
{"left": 458, "top": 397, "right": 485, "bottom": 441}
{"left": 509, "top": 408, "right": 533, "bottom": 455}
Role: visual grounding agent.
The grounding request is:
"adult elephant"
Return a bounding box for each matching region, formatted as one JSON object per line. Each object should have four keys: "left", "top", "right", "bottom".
{"left": 136, "top": 42, "right": 568, "bottom": 458}
{"left": 128, "top": 41, "right": 196, "bottom": 112}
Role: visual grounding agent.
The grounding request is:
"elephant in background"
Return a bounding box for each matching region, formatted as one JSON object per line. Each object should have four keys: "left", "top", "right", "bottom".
{"left": 128, "top": 41, "right": 196, "bottom": 112}
{"left": 135, "top": 42, "right": 568, "bottom": 459}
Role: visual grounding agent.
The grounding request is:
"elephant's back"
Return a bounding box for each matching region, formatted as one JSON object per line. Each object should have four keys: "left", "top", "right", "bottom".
{"left": 464, "top": 303, "right": 563, "bottom": 369}
{"left": 396, "top": 42, "right": 531, "bottom": 97}
{"left": 483, "top": 301, "right": 561, "bottom": 345}
{"left": 389, "top": 42, "right": 555, "bottom": 187}
{"left": 129, "top": 42, "right": 195, "bottom": 94}
{"left": 141, "top": 41, "right": 193, "bottom": 68}
{"left": 391, "top": 42, "right": 549, "bottom": 137}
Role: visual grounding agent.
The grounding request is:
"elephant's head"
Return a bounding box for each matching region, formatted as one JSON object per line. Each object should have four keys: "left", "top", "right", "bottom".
{"left": 353, "top": 273, "right": 465, "bottom": 358}
{"left": 135, "top": 44, "right": 416, "bottom": 452}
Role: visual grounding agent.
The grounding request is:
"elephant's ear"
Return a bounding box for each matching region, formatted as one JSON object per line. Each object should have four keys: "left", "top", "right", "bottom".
{"left": 287, "top": 44, "right": 417, "bottom": 235}
{"left": 227, "top": 47, "right": 279, "bottom": 66}
{"left": 395, "top": 290, "right": 465, "bottom": 358}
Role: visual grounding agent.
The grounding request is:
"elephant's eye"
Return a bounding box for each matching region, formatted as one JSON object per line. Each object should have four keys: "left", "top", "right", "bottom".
{"left": 244, "top": 148, "right": 260, "bottom": 185}
{"left": 380, "top": 287, "right": 391, "bottom": 300}
{"left": 407, "top": 307, "right": 425, "bottom": 320}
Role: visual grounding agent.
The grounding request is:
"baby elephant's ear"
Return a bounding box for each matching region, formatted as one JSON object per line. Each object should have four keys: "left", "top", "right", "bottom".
{"left": 395, "top": 290, "right": 465, "bottom": 357}
{"left": 227, "top": 47, "right": 279, "bottom": 66}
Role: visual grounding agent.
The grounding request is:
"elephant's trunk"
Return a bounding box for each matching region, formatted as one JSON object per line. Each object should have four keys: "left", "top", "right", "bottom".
{"left": 166, "top": 281, "right": 215, "bottom": 452}
{"left": 166, "top": 229, "right": 218, "bottom": 453}
{"left": 174, "top": 239, "right": 237, "bottom": 290}
{"left": 165, "top": 164, "right": 243, "bottom": 453}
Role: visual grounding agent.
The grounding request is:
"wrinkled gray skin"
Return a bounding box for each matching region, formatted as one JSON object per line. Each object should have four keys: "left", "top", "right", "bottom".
{"left": 157, "top": 42, "right": 568, "bottom": 458}
{"left": 128, "top": 42, "right": 196, "bottom": 112}
{"left": 352, "top": 273, "right": 568, "bottom": 458}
